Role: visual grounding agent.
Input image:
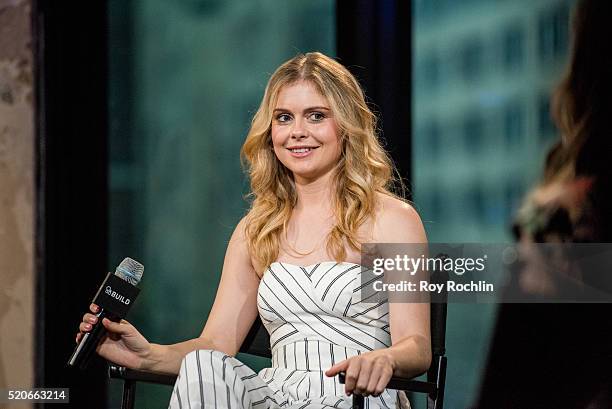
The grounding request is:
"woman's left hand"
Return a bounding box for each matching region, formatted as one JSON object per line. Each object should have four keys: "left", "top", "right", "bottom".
{"left": 325, "top": 349, "right": 396, "bottom": 397}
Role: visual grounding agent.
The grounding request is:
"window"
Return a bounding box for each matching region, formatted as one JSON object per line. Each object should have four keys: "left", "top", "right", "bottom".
{"left": 503, "top": 101, "right": 524, "bottom": 147}
{"left": 538, "top": 93, "right": 557, "bottom": 141}
{"left": 463, "top": 112, "right": 484, "bottom": 151}
{"left": 460, "top": 37, "right": 484, "bottom": 83}
{"left": 413, "top": 1, "right": 574, "bottom": 407}
{"left": 502, "top": 24, "right": 524, "bottom": 71}
{"left": 468, "top": 185, "right": 485, "bottom": 218}
{"left": 107, "top": 1, "right": 335, "bottom": 407}
{"left": 421, "top": 53, "right": 441, "bottom": 91}
{"left": 423, "top": 120, "right": 441, "bottom": 158}
{"left": 538, "top": 3, "right": 570, "bottom": 63}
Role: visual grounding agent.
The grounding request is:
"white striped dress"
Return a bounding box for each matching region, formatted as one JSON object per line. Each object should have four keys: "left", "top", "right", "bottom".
{"left": 169, "top": 261, "right": 410, "bottom": 409}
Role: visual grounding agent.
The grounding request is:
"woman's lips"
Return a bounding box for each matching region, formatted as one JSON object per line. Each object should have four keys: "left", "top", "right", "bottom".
{"left": 287, "top": 146, "right": 319, "bottom": 158}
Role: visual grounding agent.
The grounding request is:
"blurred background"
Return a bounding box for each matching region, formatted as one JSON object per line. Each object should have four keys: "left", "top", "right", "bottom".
{"left": 0, "top": 0, "right": 575, "bottom": 408}
{"left": 412, "top": 1, "right": 573, "bottom": 408}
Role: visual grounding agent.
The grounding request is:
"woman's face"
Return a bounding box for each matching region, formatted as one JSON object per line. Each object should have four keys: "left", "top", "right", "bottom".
{"left": 271, "top": 80, "right": 342, "bottom": 184}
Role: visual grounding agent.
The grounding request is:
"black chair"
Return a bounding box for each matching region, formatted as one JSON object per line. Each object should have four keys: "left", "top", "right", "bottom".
{"left": 109, "top": 264, "right": 448, "bottom": 409}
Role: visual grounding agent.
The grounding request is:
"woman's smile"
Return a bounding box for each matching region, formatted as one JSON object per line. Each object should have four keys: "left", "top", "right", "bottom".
{"left": 287, "top": 146, "right": 320, "bottom": 157}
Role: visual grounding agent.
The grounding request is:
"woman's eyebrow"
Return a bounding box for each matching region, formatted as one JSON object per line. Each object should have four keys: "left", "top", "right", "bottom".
{"left": 273, "top": 106, "right": 331, "bottom": 113}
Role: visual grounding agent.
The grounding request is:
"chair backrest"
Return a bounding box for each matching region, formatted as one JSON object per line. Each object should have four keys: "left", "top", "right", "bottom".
{"left": 238, "top": 315, "right": 271, "bottom": 358}
{"left": 426, "top": 254, "right": 449, "bottom": 409}
{"left": 430, "top": 260, "right": 449, "bottom": 357}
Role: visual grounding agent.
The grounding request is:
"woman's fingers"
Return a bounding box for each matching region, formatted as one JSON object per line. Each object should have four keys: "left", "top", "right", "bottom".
{"left": 80, "top": 313, "right": 98, "bottom": 332}
{"left": 374, "top": 370, "right": 392, "bottom": 397}
{"left": 342, "top": 354, "right": 394, "bottom": 396}
{"left": 78, "top": 316, "right": 132, "bottom": 337}
{"left": 83, "top": 313, "right": 98, "bottom": 324}
{"left": 75, "top": 304, "right": 101, "bottom": 344}
{"left": 343, "top": 359, "right": 362, "bottom": 395}
{"left": 366, "top": 364, "right": 383, "bottom": 395}
{"left": 354, "top": 361, "right": 372, "bottom": 395}
{"left": 325, "top": 359, "right": 349, "bottom": 377}
{"left": 101, "top": 318, "right": 132, "bottom": 335}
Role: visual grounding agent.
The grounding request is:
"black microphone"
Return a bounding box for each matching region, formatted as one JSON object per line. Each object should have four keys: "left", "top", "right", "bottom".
{"left": 68, "top": 257, "right": 144, "bottom": 369}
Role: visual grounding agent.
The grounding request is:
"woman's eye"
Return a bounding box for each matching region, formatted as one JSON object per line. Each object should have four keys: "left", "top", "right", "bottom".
{"left": 276, "top": 113, "right": 292, "bottom": 123}
{"left": 309, "top": 112, "right": 325, "bottom": 121}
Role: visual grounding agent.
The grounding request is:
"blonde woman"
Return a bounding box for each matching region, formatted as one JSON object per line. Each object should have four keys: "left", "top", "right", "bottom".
{"left": 77, "top": 52, "right": 430, "bottom": 408}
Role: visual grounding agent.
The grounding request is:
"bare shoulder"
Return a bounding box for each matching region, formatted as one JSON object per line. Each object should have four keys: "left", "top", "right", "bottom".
{"left": 226, "top": 215, "right": 258, "bottom": 271}
{"left": 372, "top": 192, "right": 427, "bottom": 243}
{"left": 230, "top": 214, "right": 266, "bottom": 277}
{"left": 228, "top": 215, "right": 249, "bottom": 247}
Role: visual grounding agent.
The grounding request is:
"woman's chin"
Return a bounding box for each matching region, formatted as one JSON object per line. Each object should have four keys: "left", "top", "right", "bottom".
{"left": 291, "top": 172, "right": 318, "bottom": 183}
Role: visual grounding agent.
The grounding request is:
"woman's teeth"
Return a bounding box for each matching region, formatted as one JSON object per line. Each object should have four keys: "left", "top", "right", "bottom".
{"left": 290, "top": 148, "right": 312, "bottom": 153}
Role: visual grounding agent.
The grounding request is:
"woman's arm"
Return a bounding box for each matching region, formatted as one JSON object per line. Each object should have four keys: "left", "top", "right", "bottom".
{"left": 142, "top": 217, "right": 261, "bottom": 375}
{"left": 326, "top": 196, "right": 431, "bottom": 395}
{"left": 380, "top": 200, "right": 431, "bottom": 378}
{"left": 385, "top": 299, "right": 431, "bottom": 378}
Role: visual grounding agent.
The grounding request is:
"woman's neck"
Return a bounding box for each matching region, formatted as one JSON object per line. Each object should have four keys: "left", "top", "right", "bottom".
{"left": 293, "top": 172, "right": 334, "bottom": 214}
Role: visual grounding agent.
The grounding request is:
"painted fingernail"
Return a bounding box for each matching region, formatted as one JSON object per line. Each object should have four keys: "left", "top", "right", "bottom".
{"left": 89, "top": 317, "right": 97, "bottom": 323}
{"left": 85, "top": 324, "right": 91, "bottom": 330}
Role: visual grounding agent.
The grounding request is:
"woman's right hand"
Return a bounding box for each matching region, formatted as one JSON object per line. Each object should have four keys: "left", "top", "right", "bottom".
{"left": 76, "top": 303, "right": 151, "bottom": 370}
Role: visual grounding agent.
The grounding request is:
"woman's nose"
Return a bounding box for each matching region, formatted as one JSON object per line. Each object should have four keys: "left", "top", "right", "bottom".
{"left": 290, "top": 119, "right": 307, "bottom": 139}
{"left": 291, "top": 131, "right": 307, "bottom": 140}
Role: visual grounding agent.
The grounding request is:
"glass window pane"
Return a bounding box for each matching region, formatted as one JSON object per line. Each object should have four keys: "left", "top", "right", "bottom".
{"left": 502, "top": 23, "right": 524, "bottom": 71}
{"left": 107, "top": 1, "right": 335, "bottom": 407}
{"left": 412, "top": 1, "right": 573, "bottom": 408}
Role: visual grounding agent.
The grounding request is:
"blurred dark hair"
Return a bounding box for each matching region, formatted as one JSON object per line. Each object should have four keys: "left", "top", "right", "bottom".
{"left": 545, "top": 0, "right": 612, "bottom": 182}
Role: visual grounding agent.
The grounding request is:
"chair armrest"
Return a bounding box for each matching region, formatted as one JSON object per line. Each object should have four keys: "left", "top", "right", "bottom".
{"left": 108, "top": 364, "right": 178, "bottom": 386}
{"left": 338, "top": 372, "right": 436, "bottom": 394}
{"left": 387, "top": 378, "right": 436, "bottom": 394}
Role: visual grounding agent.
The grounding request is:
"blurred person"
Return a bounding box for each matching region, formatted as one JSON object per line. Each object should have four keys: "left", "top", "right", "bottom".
{"left": 76, "top": 52, "right": 430, "bottom": 409}
{"left": 477, "top": 1, "right": 612, "bottom": 407}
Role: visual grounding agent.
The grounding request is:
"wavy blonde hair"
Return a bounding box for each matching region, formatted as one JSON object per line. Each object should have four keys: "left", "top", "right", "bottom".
{"left": 241, "top": 52, "right": 402, "bottom": 271}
